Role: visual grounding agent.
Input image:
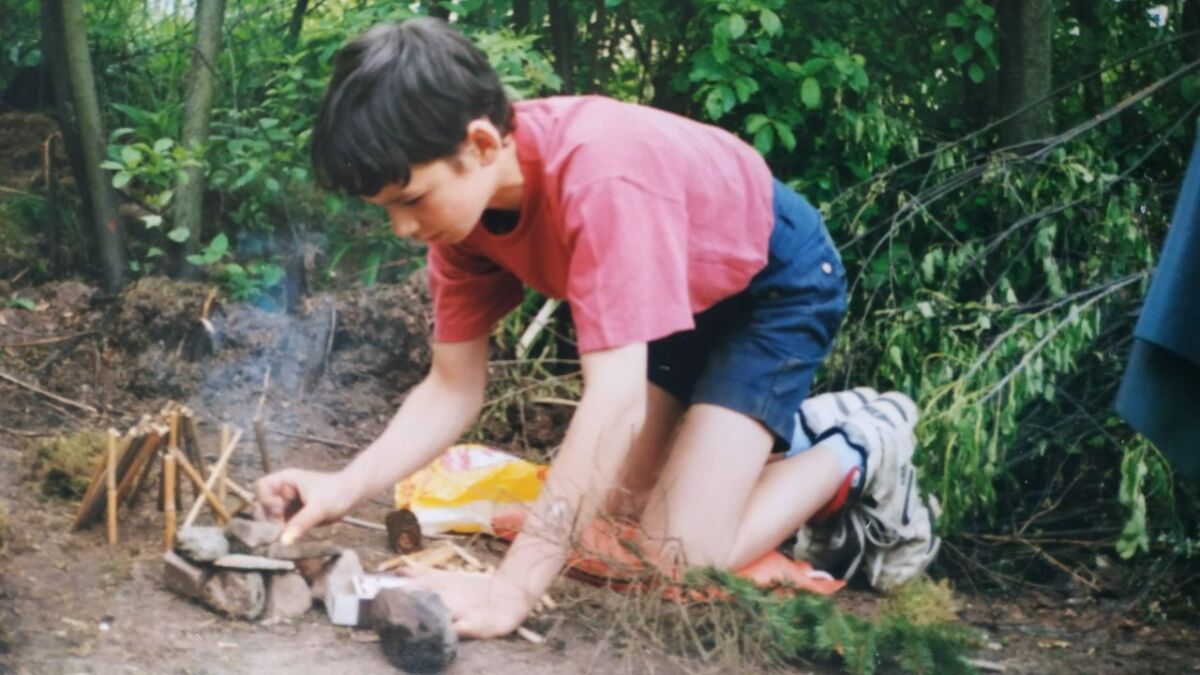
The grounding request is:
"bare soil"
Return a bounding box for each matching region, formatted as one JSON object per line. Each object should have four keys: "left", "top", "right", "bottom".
{"left": 1, "top": 278, "right": 1198, "bottom": 674}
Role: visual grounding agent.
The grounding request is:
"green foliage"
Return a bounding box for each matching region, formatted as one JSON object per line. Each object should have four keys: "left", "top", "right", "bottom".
{"left": 4, "top": 0, "right": 1199, "bottom": 571}
{"left": 1117, "top": 440, "right": 1173, "bottom": 558}
{"left": 692, "top": 569, "right": 978, "bottom": 674}
{"left": 186, "top": 232, "right": 285, "bottom": 301}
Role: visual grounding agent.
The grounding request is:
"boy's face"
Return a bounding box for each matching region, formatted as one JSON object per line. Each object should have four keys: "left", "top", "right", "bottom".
{"left": 364, "top": 120, "right": 508, "bottom": 245}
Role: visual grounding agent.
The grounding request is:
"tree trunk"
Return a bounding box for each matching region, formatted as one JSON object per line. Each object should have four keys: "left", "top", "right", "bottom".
{"left": 41, "top": 0, "right": 89, "bottom": 236}
{"left": 998, "top": 0, "right": 1054, "bottom": 147}
{"left": 176, "top": 0, "right": 226, "bottom": 277}
{"left": 547, "top": 0, "right": 574, "bottom": 92}
{"left": 58, "top": 0, "right": 125, "bottom": 291}
{"left": 285, "top": 0, "right": 309, "bottom": 50}
{"left": 512, "top": 0, "right": 530, "bottom": 30}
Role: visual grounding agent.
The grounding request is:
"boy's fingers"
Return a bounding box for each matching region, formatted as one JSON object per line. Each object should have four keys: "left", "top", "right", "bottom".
{"left": 280, "top": 502, "right": 323, "bottom": 545}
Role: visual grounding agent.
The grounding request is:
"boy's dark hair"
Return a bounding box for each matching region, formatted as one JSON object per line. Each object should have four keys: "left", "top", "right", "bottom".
{"left": 310, "top": 18, "right": 513, "bottom": 197}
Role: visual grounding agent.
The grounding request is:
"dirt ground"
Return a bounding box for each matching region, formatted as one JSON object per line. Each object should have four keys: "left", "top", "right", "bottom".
{"left": 1, "top": 278, "right": 1199, "bottom": 674}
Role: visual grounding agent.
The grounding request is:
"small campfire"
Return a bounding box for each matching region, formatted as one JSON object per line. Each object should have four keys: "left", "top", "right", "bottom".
{"left": 67, "top": 402, "right": 550, "bottom": 671}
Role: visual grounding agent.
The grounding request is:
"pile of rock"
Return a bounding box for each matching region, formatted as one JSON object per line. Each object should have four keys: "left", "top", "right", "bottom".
{"left": 163, "top": 517, "right": 457, "bottom": 672}
{"left": 163, "top": 518, "right": 362, "bottom": 623}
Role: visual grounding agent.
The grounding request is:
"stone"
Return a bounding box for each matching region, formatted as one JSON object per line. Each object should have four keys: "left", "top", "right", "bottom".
{"left": 163, "top": 550, "right": 211, "bottom": 601}
{"left": 174, "top": 526, "right": 229, "bottom": 563}
{"left": 307, "top": 549, "right": 363, "bottom": 602}
{"left": 386, "top": 508, "right": 422, "bottom": 554}
{"left": 225, "top": 518, "right": 283, "bottom": 554}
{"left": 370, "top": 587, "right": 457, "bottom": 674}
{"left": 264, "top": 541, "right": 342, "bottom": 561}
{"left": 326, "top": 573, "right": 417, "bottom": 627}
{"left": 202, "top": 570, "right": 265, "bottom": 621}
{"left": 266, "top": 572, "right": 312, "bottom": 621}
{"left": 213, "top": 554, "right": 296, "bottom": 572}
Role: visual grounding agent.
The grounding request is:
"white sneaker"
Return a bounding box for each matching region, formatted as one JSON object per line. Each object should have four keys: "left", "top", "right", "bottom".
{"left": 787, "top": 386, "right": 878, "bottom": 457}
{"left": 792, "top": 392, "right": 940, "bottom": 589}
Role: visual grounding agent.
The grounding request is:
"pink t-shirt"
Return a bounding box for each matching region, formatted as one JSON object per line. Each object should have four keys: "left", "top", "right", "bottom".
{"left": 428, "top": 96, "right": 775, "bottom": 353}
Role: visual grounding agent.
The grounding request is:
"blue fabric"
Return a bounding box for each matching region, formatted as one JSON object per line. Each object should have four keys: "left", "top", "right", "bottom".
{"left": 1117, "top": 133, "right": 1200, "bottom": 474}
{"left": 647, "top": 180, "right": 848, "bottom": 448}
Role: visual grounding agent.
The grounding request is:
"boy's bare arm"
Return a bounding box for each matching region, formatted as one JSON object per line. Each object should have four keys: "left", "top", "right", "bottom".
{"left": 339, "top": 336, "right": 490, "bottom": 499}
{"left": 497, "top": 342, "right": 648, "bottom": 603}
{"left": 256, "top": 336, "right": 490, "bottom": 540}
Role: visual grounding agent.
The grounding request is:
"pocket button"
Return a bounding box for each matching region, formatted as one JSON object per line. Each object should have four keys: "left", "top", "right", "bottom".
{"left": 821, "top": 261, "right": 833, "bottom": 274}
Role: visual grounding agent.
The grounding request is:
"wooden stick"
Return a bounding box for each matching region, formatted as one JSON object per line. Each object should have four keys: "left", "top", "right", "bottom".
{"left": 183, "top": 426, "right": 243, "bottom": 528}
{"left": 105, "top": 430, "right": 118, "bottom": 546}
{"left": 266, "top": 427, "right": 357, "bottom": 449}
{"left": 180, "top": 408, "right": 207, "bottom": 469}
{"left": 0, "top": 331, "right": 96, "bottom": 349}
{"left": 218, "top": 420, "right": 231, "bottom": 504}
{"left": 515, "top": 626, "right": 545, "bottom": 645}
{"left": 222, "top": 476, "right": 254, "bottom": 504}
{"left": 376, "top": 545, "right": 458, "bottom": 572}
{"left": 125, "top": 431, "right": 165, "bottom": 507}
{"left": 169, "top": 410, "right": 183, "bottom": 511}
{"left": 71, "top": 445, "right": 112, "bottom": 532}
{"left": 217, "top": 462, "right": 228, "bottom": 504}
{"left": 449, "top": 543, "right": 484, "bottom": 570}
{"left": 253, "top": 415, "right": 272, "bottom": 474}
{"left": 171, "top": 447, "right": 230, "bottom": 523}
{"left": 0, "top": 368, "right": 97, "bottom": 414}
{"left": 163, "top": 449, "right": 177, "bottom": 550}
{"left": 342, "top": 516, "right": 386, "bottom": 531}
{"left": 70, "top": 429, "right": 136, "bottom": 531}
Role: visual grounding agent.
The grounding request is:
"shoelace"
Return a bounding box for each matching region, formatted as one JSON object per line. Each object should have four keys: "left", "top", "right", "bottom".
{"left": 814, "top": 501, "right": 907, "bottom": 583}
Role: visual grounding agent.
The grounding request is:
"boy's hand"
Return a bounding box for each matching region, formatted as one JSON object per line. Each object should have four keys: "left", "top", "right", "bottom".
{"left": 254, "top": 468, "right": 357, "bottom": 543}
{"left": 404, "top": 566, "right": 533, "bottom": 639}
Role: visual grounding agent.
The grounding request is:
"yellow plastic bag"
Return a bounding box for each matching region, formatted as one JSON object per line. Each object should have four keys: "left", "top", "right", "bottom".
{"left": 394, "top": 444, "right": 547, "bottom": 535}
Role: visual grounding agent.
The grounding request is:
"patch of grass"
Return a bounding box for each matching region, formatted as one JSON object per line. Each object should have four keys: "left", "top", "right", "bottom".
{"left": 570, "top": 569, "right": 979, "bottom": 675}
{"left": 881, "top": 576, "right": 960, "bottom": 626}
{"left": 32, "top": 430, "right": 106, "bottom": 499}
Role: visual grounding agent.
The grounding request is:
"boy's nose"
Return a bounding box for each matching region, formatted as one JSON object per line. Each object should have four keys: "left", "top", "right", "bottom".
{"left": 389, "top": 211, "right": 418, "bottom": 238}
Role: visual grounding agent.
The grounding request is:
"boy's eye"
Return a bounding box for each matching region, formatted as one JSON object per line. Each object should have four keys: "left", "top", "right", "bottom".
{"left": 403, "top": 195, "right": 423, "bottom": 206}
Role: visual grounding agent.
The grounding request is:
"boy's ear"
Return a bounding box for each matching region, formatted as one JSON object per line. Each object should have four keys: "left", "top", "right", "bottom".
{"left": 462, "top": 118, "right": 505, "bottom": 167}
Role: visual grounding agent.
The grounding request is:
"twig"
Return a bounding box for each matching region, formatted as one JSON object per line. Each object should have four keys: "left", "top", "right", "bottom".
{"left": 0, "top": 331, "right": 96, "bottom": 348}
{"left": 516, "top": 298, "right": 561, "bottom": 360}
{"left": 183, "top": 426, "right": 244, "bottom": 528}
{"left": 0, "top": 369, "right": 97, "bottom": 414}
{"left": 516, "top": 626, "right": 545, "bottom": 645}
{"left": 163, "top": 449, "right": 177, "bottom": 550}
{"left": 0, "top": 425, "right": 56, "bottom": 437}
{"left": 341, "top": 516, "right": 386, "bottom": 531}
{"left": 105, "top": 430, "right": 118, "bottom": 546}
{"left": 266, "top": 427, "right": 357, "bottom": 449}
{"left": 253, "top": 416, "right": 272, "bottom": 475}
{"left": 171, "top": 447, "right": 231, "bottom": 523}
{"left": 321, "top": 305, "right": 336, "bottom": 378}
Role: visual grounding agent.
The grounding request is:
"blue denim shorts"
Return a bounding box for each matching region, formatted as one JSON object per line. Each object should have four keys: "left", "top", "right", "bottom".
{"left": 647, "top": 180, "right": 847, "bottom": 449}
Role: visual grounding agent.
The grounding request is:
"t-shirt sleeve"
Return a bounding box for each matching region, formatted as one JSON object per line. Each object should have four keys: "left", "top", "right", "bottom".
{"left": 428, "top": 242, "right": 524, "bottom": 343}
{"left": 565, "top": 177, "right": 695, "bottom": 352}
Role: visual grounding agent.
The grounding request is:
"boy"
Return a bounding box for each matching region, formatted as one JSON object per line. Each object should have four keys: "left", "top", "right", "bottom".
{"left": 255, "top": 18, "right": 935, "bottom": 638}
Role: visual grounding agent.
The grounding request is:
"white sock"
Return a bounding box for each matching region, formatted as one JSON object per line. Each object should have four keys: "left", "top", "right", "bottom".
{"left": 814, "top": 428, "right": 865, "bottom": 488}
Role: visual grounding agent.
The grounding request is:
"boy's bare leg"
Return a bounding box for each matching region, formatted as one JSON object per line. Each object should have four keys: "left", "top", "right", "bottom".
{"left": 638, "top": 404, "right": 844, "bottom": 570}
{"left": 605, "top": 383, "right": 684, "bottom": 518}
{"left": 495, "top": 383, "right": 681, "bottom": 524}
{"left": 724, "top": 444, "right": 841, "bottom": 569}
{"left": 638, "top": 403, "right": 776, "bottom": 567}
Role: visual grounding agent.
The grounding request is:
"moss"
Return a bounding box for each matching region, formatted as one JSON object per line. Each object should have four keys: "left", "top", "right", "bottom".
{"left": 33, "top": 430, "right": 106, "bottom": 499}
{"left": 881, "top": 576, "right": 960, "bottom": 626}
